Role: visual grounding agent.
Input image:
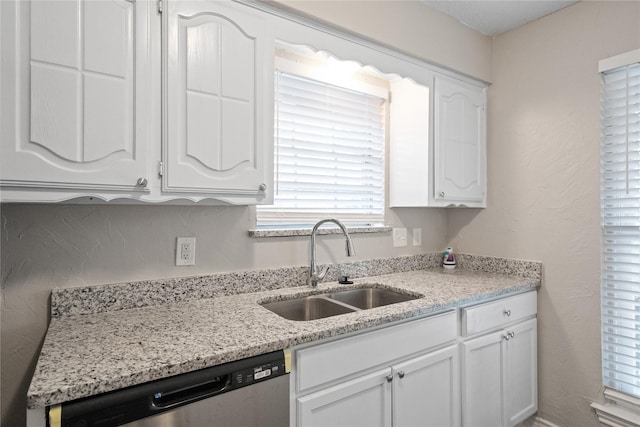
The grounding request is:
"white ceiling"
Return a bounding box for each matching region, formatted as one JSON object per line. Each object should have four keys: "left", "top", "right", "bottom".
{"left": 421, "top": 1, "right": 578, "bottom": 36}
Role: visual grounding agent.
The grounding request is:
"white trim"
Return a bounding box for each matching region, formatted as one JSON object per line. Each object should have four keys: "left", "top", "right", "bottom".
{"left": 234, "top": 0, "right": 489, "bottom": 88}
{"left": 591, "top": 389, "right": 640, "bottom": 427}
{"left": 533, "top": 416, "right": 563, "bottom": 427}
{"left": 599, "top": 49, "right": 640, "bottom": 73}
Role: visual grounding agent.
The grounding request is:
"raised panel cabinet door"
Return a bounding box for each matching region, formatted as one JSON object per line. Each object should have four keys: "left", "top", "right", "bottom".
{"left": 462, "top": 331, "right": 504, "bottom": 427}
{"left": 0, "top": 0, "right": 150, "bottom": 193}
{"left": 297, "top": 368, "right": 392, "bottom": 427}
{"left": 392, "top": 344, "right": 460, "bottom": 427}
{"left": 504, "top": 319, "right": 538, "bottom": 426}
{"left": 434, "top": 76, "right": 486, "bottom": 206}
{"left": 163, "top": 0, "right": 273, "bottom": 201}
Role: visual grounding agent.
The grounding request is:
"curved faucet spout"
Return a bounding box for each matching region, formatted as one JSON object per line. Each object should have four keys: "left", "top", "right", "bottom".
{"left": 309, "top": 218, "right": 356, "bottom": 287}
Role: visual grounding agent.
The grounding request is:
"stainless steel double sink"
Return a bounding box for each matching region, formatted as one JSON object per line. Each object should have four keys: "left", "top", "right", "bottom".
{"left": 260, "top": 287, "right": 421, "bottom": 321}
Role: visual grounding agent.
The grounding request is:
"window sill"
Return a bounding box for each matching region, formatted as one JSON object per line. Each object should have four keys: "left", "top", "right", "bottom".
{"left": 248, "top": 225, "right": 392, "bottom": 238}
{"left": 591, "top": 389, "right": 640, "bottom": 427}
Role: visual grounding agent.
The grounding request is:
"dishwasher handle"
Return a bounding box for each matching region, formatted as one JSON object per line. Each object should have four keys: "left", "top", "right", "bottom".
{"left": 150, "top": 374, "right": 231, "bottom": 410}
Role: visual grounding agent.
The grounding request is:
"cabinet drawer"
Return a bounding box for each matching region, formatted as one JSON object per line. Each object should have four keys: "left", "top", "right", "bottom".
{"left": 296, "top": 311, "right": 456, "bottom": 393}
{"left": 462, "top": 291, "right": 537, "bottom": 337}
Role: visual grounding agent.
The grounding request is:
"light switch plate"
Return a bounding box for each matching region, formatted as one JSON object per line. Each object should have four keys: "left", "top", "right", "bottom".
{"left": 412, "top": 228, "right": 422, "bottom": 246}
{"left": 393, "top": 228, "right": 407, "bottom": 247}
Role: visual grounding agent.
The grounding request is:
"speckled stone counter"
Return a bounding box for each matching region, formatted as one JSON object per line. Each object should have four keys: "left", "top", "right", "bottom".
{"left": 27, "top": 254, "right": 542, "bottom": 409}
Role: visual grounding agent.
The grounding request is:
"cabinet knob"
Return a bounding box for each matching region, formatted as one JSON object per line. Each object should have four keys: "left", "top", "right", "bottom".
{"left": 439, "top": 191, "right": 445, "bottom": 198}
{"left": 259, "top": 183, "right": 267, "bottom": 192}
{"left": 397, "top": 371, "right": 405, "bottom": 379}
{"left": 509, "top": 331, "right": 515, "bottom": 338}
{"left": 502, "top": 334, "right": 511, "bottom": 341}
{"left": 386, "top": 374, "right": 393, "bottom": 383}
{"left": 136, "top": 178, "right": 148, "bottom": 187}
{"left": 504, "top": 309, "right": 512, "bottom": 317}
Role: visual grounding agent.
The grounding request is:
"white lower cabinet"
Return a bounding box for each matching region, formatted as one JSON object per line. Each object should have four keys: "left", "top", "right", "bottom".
{"left": 298, "top": 368, "right": 393, "bottom": 427}
{"left": 297, "top": 345, "right": 459, "bottom": 427}
{"left": 292, "top": 312, "right": 460, "bottom": 427}
{"left": 461, "top": 292, "right": 538, "bottom": 427}
{"left": 393, "top": 345, "right": 460, "bottom": 427}
{"left": 292, "top": 292, "right": 537, "bottom": 427}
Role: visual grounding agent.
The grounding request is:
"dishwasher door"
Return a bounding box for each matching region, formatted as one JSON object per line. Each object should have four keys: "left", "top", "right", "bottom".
{"left": 122, "top": 374, "right": 289, "bottom": 427}
{"left": 56, "top": 351, "right": 289, "bottom": 427}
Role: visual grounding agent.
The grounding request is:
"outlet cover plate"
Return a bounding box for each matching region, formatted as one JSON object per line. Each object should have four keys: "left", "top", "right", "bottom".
{"left": 176, "top": 237, "right": 196, "bottom": 266}
{"left": 393, "top": 228, "right": 407, "bottom": 247}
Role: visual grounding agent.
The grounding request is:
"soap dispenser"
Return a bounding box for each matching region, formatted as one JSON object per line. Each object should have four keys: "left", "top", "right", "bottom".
{"left": 443, "top": 247, "right": 456, "bottom": 269}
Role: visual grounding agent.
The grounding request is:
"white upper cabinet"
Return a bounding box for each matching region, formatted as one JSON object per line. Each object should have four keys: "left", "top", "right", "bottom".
{"left": 163, "top": 0, "right": 273, "bottom": 203}
{"left": 1, "top": 0, "right": 152, "bottom": 198}
{"left": 388, "top": 74, "right": 487, "bottom": 208}
{"left": 1, "top": 0, "right": 272, "bottom": 204}
{"left": 388, "top": 77, "right": 432, "bottom": 208}
{"left": 434, "top": 75, "right": 487, "bottom": 207}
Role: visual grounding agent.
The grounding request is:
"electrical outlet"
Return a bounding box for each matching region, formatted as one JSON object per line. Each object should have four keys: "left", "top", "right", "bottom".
{"left": 176, "top": 237, "right": 196, "bottom": 266}
{"left": 393, "top": 228, "right": 407, "bottom": 247}
{"left": 412, "top": 228, "right": 422, "bottom": 246}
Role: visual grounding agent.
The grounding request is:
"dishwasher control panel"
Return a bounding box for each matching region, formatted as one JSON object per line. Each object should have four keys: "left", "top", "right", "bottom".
{"left": 233, "top": 356, "right": 286, "bottom": 388}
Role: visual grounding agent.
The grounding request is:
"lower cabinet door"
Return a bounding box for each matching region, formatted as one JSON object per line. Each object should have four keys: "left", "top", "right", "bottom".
{"left": 392, "top": 344, "right": 460, "bottom": 427}
{"left": 505, "top": 319, "right": 537, "bottom": 426}
{"left": 297, "top": 368, "right": 392, "bottom": 427}
{"left": 462, "top": 330, "right": 504, "bottom": 427}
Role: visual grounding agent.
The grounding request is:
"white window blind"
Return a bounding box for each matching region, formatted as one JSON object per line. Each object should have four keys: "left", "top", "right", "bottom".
{"left": 600, "top": 60, "right": 640, "bottom": 398}
{"left": 258, "top": 71, "right": 386, "bottom": 227}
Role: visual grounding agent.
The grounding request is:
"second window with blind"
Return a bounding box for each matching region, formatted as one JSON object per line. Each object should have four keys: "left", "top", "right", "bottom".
{"left": 599, "top": 51, "right": 640, "bottom": 399}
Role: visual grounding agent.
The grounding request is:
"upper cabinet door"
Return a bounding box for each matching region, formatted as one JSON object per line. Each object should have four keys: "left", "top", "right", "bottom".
{"left": 434, "top": 76, "right": 487, "bottom": 207}
{"left": 0, "top": 0, "right": 150, "bottom": 193}
{"left": 163, "top": 0, "right": 273, "bottom": 203}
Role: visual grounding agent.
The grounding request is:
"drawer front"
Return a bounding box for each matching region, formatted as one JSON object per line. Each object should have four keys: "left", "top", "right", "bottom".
{"left": 296, "top": 311, "right": 456, "bottom": 393}
{"left": 462, "top": 291, "right": 537, "bottom": 336}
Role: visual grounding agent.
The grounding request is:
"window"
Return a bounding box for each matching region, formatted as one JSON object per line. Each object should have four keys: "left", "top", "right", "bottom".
{"left": 257, "top": 45, "right": 388, "bottom": 229}
{"left": 599, "top": 51, "right": 640, "bottom": 399}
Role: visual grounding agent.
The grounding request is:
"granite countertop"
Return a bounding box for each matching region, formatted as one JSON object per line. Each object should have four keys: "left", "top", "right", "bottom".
{"left": 27, "top": 254, "right": 542, "bottom": 409}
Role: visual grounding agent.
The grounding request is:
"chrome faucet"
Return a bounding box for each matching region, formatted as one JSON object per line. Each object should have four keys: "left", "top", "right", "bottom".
{"left": 308, "top": 218, "right": 356, "bottom": 287}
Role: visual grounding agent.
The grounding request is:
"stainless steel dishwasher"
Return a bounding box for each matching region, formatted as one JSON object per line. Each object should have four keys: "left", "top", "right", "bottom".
{"left": 54, "top": 351, "right": 289, "bottom": 427}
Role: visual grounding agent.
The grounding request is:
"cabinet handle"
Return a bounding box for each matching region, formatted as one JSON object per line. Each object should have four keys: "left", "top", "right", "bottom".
{"left": 397, "top": 371, "right": 405, "bottom": 379}
{"left": 259, "top": 183, "right": 267, "bottom": 191}
{"left": 386, "top": 374, "right": 393, "bottom": 383}
{"left": 504, "top": 309, "right": 512, "bottom": 317}
{"left": 136, "top": 178, "right": 148, "bottom": 187}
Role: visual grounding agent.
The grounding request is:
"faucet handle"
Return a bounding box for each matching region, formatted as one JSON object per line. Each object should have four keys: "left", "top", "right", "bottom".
{"left": 317, "top": 266, "right": 330, "bottom": 280}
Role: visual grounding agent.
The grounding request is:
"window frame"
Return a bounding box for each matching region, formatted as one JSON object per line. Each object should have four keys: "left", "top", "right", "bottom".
{"left": 256, "top": 45, "right": 390, "bottom": 229}
{"left": 593, "top": 48, "right": 640, "bottom": 423}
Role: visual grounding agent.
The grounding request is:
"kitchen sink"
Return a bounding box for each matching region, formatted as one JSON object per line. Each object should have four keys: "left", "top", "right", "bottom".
{"left": 260, "top": 296, "right": 356, "bottom": 321}
{"left": 326, "top": 287, "right": 418, "bottom": 310}
{"left": 261, "top": 286, "right": 421, "bottom": 321}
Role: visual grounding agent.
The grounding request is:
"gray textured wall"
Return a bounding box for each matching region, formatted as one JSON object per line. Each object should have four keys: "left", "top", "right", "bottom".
{"left": 448, "top": 2, "right": 640, "bottom": 426}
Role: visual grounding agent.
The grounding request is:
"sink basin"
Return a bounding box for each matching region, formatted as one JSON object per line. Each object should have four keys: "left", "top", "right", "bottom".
{"left": 261, "top": 296, "right": 356, "bottom": 321}
{"left": 261, "top": 286, "right": 421, "bottom": 321}
{"left": 327, "top": 288, "right": 418, "bottom": 310}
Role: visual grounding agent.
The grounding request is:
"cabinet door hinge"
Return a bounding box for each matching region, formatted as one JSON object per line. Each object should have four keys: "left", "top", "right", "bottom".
{"left": 158, "top": 161, "right": 164, "bottom": 177}
{"left": 156, "top": 0, "right": 163, "bottom": 13}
